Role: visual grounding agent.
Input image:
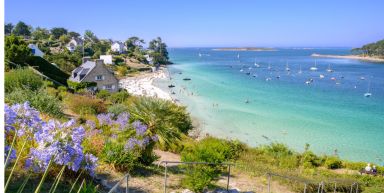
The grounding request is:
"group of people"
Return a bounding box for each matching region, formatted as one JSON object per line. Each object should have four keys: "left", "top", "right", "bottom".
{"left": 363, "top": 163, "right": 378, "bottom": 175}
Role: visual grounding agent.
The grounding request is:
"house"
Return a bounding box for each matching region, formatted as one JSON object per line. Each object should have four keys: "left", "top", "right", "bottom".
{"left": 111, "top": 41, "right": 126, "bottom": 53}
{"left": 100, "top": 55, "right": 113, "bottom": 65}
{"left": 28, "top": 44, "right": 44, "bottom": 57}
{"left": 69, "top": 57, "right": 119, "bottom": 92}
{"left": 66, "top": 37, "right": 83, "bottom": 52}
{"left": 144, "top": 54, "right": 153, "bottom": 64}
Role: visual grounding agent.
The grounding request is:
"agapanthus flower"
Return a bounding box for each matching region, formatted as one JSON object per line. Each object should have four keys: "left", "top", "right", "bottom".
{"left": 86, "top": 120, "right": 96, "bottom": 129}
{"left": 9, "top": 102, "right": 43, "bottom": 136}
{"left": 114, "top": 112, "right": 130, "bottom": 130}
{"left": 84, "top": 154, "right": 98, "bottom": 176}
{"left": 132, "top": 121, "right": 148, "bottom": 136}
{"left": 5, "top": 145, "right": 17, "bottom": 164}
{"left": 97, "top": 113, "right": 114, "bottom": 126}
{"left": 151, "top": 135, "right": 159, "bottom": 142}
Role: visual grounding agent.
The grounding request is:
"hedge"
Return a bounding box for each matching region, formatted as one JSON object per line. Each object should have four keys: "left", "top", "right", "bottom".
{"left": 26, "top": 56, "right": 70, "bottom": 85}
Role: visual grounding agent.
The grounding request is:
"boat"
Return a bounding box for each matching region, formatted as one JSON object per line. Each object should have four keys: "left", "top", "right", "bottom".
{"left": 183, "top": 78, "right": 191, "bottom": 81}
{"left": 245, "top": 99, "right": 250, "bottom": 103}
{"left": 265, "top": 77, "right": 272, "bottom": 81}
{"left": 171, "top": 91, "right": 176, "bottom": 94}
{"left": 237, "top": 53, "right": 240, "bottom": 59}
{"left": 310, "top": 60, "right": 318, "bottom": 71}
{"left": 168, "top": 84, "right": 175, "bottom": 88}
{"left": 246, "top": 72, "right": 251, "bottom": 75}
{"left": 327, "top": 64, "right": 334, "bottom": 72}
{"left": 276, "top": 75, "right": 280, "bottom": 79}
{"left": 285, "top": 62, "right": 290, "bottom": 71}
{"left": 268, "top": 62, "right": 272, "bottom": 70}
{"left": 254, "top": 58, "right": 260, "bottom": 68}
{"left": 319, "top": 74, "right": 325, "bottom": 79}
{"left": 240, "top": 69, "right": 244, "bottom": 72}
{"left": 198, "top": 52, "right": 202, "bottom": 57}
{"left": 364, "top": 80, "right": 372, "bottom": 97}
{"left": 330, "top": 77, "right": 336, "bottom": 81}
{"left": 298, "top": 64, "right": 302, "bottom": 74}
{"left": 360, "top": 76, "right": 365, "bottom": 80}
{"left": 252, "top": 74, "right": 258, "bottom": 77}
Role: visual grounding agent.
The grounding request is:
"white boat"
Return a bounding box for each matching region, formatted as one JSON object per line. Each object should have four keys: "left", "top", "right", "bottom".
{"left": 298, "top": 64, "right": 302, "bottom": 74}
{"left": 285, "top": 62, "right": 290, "bottom": 71}
{"left": 310, "top": 60, "right": 318, "bottom": 71}
{"left": 254, "top": 58, "right": 260, "bottom": 67}
{"left": 198, "top": 52, "right": 202, "bottom": 57}
{"left": 237, "top": 53, "right": 240, "bottom": 59}
{"left": 319, "top": 74, "right": 325, "bottom": 79}
{"left": 268, "top": 62, "right": 272, "bottom": 70}
{"left": 360, "top": 76, "right": 365, "bottom": 80}
{"left": 327, "top": 64, "right": 333, "bottom": 72}
{"left": 364, "top": 80, "right": 372, "bottom": 97}
{"left": 240, "top": 69, "right": 244, "bottom": 72}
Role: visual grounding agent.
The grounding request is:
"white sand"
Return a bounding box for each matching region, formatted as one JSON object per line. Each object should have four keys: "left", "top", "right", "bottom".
{"left": 119, "top": 68, "right": 172, "bottom": 100}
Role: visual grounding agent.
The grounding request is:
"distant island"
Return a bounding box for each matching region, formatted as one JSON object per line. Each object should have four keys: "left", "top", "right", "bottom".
{"left": 312, "top": 39, "right": 384, "bottom": 63}
{"left": 212, "top": 47, "right": 276, "bottom": 51}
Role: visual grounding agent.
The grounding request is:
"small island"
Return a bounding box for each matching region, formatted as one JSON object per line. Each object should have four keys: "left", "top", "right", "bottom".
{"left": 212, "top": 47, "right": 277, "bottom": 51}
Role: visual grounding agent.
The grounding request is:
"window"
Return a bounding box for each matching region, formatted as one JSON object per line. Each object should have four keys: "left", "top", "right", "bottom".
{"left": 104, "top": 84, "right": 113, "bottom": 90}
{"left": 95, "top": 75, "right": 103, "bottom": 81}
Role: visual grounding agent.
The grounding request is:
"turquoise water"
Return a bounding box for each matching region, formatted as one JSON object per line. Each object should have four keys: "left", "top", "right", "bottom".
{"left": 157, "top": 48, "right": 384, "bottom": 163}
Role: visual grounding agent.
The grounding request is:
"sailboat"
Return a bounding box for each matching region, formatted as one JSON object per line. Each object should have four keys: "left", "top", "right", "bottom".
{"left": 310, "top": 60, "right": 318, "bottom": 71}
{"left": 326, "top": 64, "right": 333, "bottom": 72}
{"left": 237, "top": 53, "right": 240, "bottom": 59}
{"left": 268, "top": 62, "right": 272, "bottom": 70}
{"left": 198, "top": 52, "right": 202, "bottom": 57}
{"left": 364, "top": 80, "right": 372, "bottom": 97}
{"left": 254, "top": 58, "right": 260, "bottom": 68}
{"left": 298, "top": 64, "right": 303, "bottom": 74}
{"left": 285, "top": 61, "right": 290, "bottom": 71}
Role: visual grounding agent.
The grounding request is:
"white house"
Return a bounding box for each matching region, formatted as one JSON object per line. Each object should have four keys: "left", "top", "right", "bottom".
{"left": 144, "top": 54, "right": 153, "bottom": 64}
{"left": 66, "top": 37, "right": 83, "bottom": 52}
{"left": 111, "top": 41, "right": 126, "bottom": 53}
{"left": 100, "top": 55, "right": 113, "bottom": 65}
{"left": 28, "top": 44, "right": 44, "bottom": 57}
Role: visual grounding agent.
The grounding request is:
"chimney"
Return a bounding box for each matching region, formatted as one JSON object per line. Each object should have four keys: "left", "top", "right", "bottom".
{"left": 82, "top": 57, "right": 92, "bottom": 63}
{"left": 95, "top": 59, "right": 104, "bottom": 66}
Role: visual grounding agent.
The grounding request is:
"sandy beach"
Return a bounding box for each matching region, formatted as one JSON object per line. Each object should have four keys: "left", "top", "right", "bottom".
{"left": 311, "top": 53, "right": 384, "bottom": 62}
{"left": 119, "top": 68, "right": 172, "bottom": 100}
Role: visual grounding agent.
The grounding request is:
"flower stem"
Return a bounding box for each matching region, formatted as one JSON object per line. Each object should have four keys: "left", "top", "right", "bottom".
{"left": 68, "top": 170, "right": 84, "bottom": 193}
{"left": 16, "top": 172, "right": 32, "bottom": 193}
{"left": 76, "top": 179, "right": 85, "bottom": 193}
{"left": 49, "top": 165, "right": 66, "bottom": 193}
{"left": 4, "top": 130, "right": 18, "bottom": 168}
{"left": 34, "top": 157, "right": 54, "bottom": 193}
{"left": 4, "top": 138, "right": 27, "bottom": 192}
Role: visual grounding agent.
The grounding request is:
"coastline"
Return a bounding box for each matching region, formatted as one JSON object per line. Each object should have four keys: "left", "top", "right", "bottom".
{"left": 212, "top": 47, "right": 277, "bottom": 51}
{"left": 119, "top": 67, "right": 173, "bottom": 101}
{"left": 311, "top": 53, "right": 384, "bottom": 62}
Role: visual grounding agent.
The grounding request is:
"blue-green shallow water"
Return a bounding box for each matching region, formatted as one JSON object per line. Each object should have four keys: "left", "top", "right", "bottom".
{"left": 155, "top": 48, "right": 384, "bottom": 163}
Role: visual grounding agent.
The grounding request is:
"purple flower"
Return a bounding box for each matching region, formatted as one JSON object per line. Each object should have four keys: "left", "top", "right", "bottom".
{"left": 114, "top": 112, "right": 130, "bottom": 130}
{"left": 5, "top": 145, "right": 17, "bottom": 164}
{"left": 84, "top": 154, "right": 98, "bottom": 176}
{"left": 71, "top": 126, "right": 85, "bottom": 144}
{"left": 86, "top": 120, "right": 96, "bottom": 129}
{"left": 151, "top": 135, "right": 159, "bottom": 142}
{"left": 132, "top": 121, "right": 148, "bottom": 136}
{"left": 97, "top": 113, "right": 114, "bottom": 126}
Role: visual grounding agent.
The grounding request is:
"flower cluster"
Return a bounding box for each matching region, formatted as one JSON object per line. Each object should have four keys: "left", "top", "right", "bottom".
{"left": 5, "top": 103, "right": 98, "bottom": 176}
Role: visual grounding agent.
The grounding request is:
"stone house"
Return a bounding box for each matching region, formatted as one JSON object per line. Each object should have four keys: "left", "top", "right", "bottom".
{"left": 69, "top": 57, "right": 119, "bottom": 92}
{"left": 111, "top": 41, "right": 126, "bottom": 53}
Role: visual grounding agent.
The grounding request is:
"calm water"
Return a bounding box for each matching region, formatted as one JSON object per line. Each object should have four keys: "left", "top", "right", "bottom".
{"left": 156, "top": 48, "right": 384, "bottom": 163}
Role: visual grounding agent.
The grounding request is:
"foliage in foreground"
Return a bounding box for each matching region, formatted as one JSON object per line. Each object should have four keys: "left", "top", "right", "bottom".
{"left": 4, "top": 102, "right": 98, "bottom": 193}
{"left": 128, "top": 97, "right": 193, "bottom": 150}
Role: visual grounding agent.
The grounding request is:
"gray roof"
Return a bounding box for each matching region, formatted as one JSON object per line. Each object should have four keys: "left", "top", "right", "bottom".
{"left": 69, "top": 61, "right": 96, "bottom": 82}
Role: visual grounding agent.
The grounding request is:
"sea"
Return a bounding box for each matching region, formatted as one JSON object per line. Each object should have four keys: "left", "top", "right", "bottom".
{"left": 154, "top": 47, "right": 384, "bottom": 163}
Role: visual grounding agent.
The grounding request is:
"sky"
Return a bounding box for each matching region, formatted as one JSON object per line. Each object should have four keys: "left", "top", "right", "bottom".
{"left": 5, "top": 0, "right": 384, "bottom": 47}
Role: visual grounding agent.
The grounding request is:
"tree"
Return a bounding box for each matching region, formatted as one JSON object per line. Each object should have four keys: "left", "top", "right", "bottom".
{"left": 125, "top": 36, "right": 144, "bottom": 55}
{"left": 50, "top": 27, "right": 68, "bottom": 39}
{"left": 12, "top": 21, "right": 31, "bottom": 36}
{"left": 84, "top": 30, "right": 99, "bottom": 43}
{"left": 59, "top": 34, "right": 70, "bottom": 44}
{"left": 148, "top": 37, "right": 169, "bottom": 65}
{"left": 5, "top": 35, "right": 32, "bottom": 69}
{"left": 68, "top": 31, "right": 80, "bottom": 38}
{"left": 5, "top": 23, "right": 14, "bottom": 35}
{"left": 31, "top": 27, "right": 50, "bottom": 40}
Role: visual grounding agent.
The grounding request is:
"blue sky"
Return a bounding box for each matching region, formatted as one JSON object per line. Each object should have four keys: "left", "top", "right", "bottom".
{"left": 5, "top": 0, "right": 384, "bottom": 47}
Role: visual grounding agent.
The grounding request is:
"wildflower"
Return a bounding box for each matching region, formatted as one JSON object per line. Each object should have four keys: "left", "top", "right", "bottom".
{"left": 86, "top": 120, "right": 96, "bottom": 129}
{"left": 97, "top": 113, "right": 114, "bottom": 126}
{"left": 115, "top": 112, "right": 130, "bottom": 130}
{"left": 132, "top": 121, "right": 147, "bottom": 136}
{"left": 4, "top": 145, "right": 17, "bottom": 164}
{"left": 84, "top": 154, "right": 98, "bottom": 176}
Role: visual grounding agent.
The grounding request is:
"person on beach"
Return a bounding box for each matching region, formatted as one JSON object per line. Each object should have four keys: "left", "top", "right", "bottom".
{"left": 372, "top": 165, "right": 377, "bottom": 174}
{"left": 365, "top": 163, "right": 372, "bottom": 172}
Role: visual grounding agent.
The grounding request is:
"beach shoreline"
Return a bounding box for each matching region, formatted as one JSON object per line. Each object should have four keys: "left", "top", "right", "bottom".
{"left": 311, "top": 53, "right": 384, "bottom": 62}
{"left": 119, "top": 67, "right": 173, "bottom": 101}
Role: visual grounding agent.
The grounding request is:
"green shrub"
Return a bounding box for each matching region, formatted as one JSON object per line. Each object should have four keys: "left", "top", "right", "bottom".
{"left": 180, "top": 137, "right": 243, "bottom": 192}
{"left": 96, "top": 90, "right": 110, "bottom": 100}
{"left": 65, "top": 94, "right": 106, "bottom": 115}
{"left": 5, "top": 88, "right": 63, "bottom": 118}
{"left": 101, "top": 141, "right": 138, "bottom": 171}
{"left": 5, "top": 68, "right": 44, "bottom": 93}
{"left": 67, "top": 80, "right": 97, "bottom": 92}
{"left": 325, "top": 156, "right": 343, "bottom": 169}
{"left": 301, "top": 151, "right": 321, "bottom": 168}
{"left": 107, "top": 104, "right": 129, "bottom": 115}
{"left": 108, "top": 90, "right": 130, "bottom": 104}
